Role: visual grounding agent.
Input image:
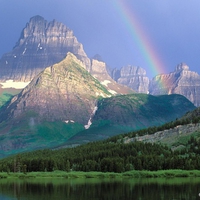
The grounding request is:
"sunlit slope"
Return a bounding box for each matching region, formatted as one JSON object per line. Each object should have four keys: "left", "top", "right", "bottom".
{"left": 0, "top": 53, "right": 112, "bottom": 157}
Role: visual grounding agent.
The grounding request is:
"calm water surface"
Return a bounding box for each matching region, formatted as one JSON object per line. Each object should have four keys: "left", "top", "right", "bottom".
{"left": 0, "top": 177, "right": 200, "bottom": 200}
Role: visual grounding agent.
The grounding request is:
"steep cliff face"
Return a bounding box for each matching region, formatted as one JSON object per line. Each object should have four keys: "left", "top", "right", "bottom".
{"left": 111, "top": 65, "right": 149, "bottom": 93}
{"left": 0, "top": 15, "right": 90, "bottom": 82}
{"left": 149, "top": 63, "right": 200, "bottom": 106}
{"left": 0, "top": 53, "right": 111, "bottom": 124}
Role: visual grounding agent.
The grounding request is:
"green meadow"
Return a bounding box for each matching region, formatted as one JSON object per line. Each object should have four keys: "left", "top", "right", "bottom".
{"left": 1, "top": 170, "right": 200, "bottom": 179}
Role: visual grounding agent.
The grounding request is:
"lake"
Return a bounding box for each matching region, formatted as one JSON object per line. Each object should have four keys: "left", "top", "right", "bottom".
{"left": 0, "top": 177, "right": 200, "bottom": 200}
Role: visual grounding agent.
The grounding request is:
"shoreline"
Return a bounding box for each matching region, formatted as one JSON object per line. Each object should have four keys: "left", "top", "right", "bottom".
{"left": 1, "top": 169, "right": 200, "bottom": 179}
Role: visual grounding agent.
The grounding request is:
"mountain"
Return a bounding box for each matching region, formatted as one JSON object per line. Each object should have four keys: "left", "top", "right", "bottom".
{"left": 0, "top": 15, "right": 90, "bottom": 82}
{"left": 109, "top": 63, "right": 200, "bottom": 107}
{"left": 0, "top": 53, "right": 111, "bottom": 124}
{"left": 0, "top": 53, "right": 196, "bottom": 157}
{"left": 110, "top": 65, "right": 149, "bottom": 93}
{"left": 0, "top": 15, "right": 132, "bottom": 101}
{"left": 0, "top": 15, "right": 198, "bottom": 158}
{"left": 0, "top": 53, "right": 113, "bottom": 157}
{"left": 149, "top": 63, "right": 200, "bottom": 107}
{"left": 59, "top": 93, "right": 195, "bottom": 147}
{"left": 93, "top": 93, "right": 195, "bottom": 128}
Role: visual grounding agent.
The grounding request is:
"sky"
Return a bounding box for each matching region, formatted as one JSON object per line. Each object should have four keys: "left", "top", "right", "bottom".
{"left": 0, "top": 0, "right": 200, "bottom": 78}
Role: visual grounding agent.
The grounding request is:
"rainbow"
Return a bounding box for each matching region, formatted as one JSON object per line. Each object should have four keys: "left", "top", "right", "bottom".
{"left": 113, "top": 1, "right": 166, "bottom": 77}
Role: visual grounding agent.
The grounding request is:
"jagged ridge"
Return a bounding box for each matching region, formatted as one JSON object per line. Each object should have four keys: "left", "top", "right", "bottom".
{"left": 0, "top": 15, "right": 90, "bottom": 82}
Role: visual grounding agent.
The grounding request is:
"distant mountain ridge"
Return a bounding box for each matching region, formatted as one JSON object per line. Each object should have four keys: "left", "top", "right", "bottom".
{"left": 110, "top": 65, "right": 149, "bottom": 93}
{"left": 110, "top": 63, "right": 200, "bottom": 106}
{"left": 149, "top": 63, "right": 200, "bottom": 107}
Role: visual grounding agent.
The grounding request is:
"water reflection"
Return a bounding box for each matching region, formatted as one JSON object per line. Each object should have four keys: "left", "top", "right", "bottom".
{"left": 0, "top": 178, "right": 200, "bottom": 200}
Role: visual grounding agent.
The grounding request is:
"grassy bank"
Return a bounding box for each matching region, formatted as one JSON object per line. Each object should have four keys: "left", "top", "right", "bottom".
{"left": 1, "top": 170, "right": 200, "bottom": 179}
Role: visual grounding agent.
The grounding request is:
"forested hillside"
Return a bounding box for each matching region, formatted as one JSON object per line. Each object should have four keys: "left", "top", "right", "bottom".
{"left": 0, "top": 131, "right": 200, "bottom": 173}
{"left": 1, "top": 107, "right": 200, "bottom": 173}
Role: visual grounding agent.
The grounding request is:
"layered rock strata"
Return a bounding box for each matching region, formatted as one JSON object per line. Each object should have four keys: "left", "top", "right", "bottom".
{"left": 111, "top": 65, "right": 149, "bottom": 93}
{"left": 0, "top": 15, "right": 90, "bottom": 82}
{"left": 149, "top": 63, "right": 200, "bottom": 107}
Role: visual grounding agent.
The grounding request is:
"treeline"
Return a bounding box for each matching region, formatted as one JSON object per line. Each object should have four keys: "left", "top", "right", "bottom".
{"left": 0, "top": 135, "right": 200, "bottom": 173}
{"left": 0, "top": 107, "right": 199, "bottom": 173}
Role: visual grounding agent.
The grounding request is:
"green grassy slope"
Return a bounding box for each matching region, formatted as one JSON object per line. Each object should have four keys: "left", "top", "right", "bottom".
{"left": 0, "top": 117, "right": 84, "bottom": 158}
{"left": 0, "top": 87, "right": 20, "bottom": 107}
{"left": 93, "top": 93, "right": 195, "bottom": 128}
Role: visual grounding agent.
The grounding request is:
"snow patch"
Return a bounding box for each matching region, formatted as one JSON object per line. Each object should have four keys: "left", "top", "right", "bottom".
{"left": 101, "top": 80, "right": 111, "bottom": 87}
{"left": 84, "top": 106, "right": 98, "bottom": 129}
{"left": 65, "top": 120, "right": 75, "bottom": 124}
{"left": 95, "top": 92, "right": 107, "bottom": 98}
{"left": 108, "top": 89, "right": 117, "bottom": 95}
{"left": 37, "top": 43, "right": 43, "bottom": 50}
{"left": 22, "top": 48, "right": 27, "bottom": 55}
{"left": 0, "top": 80, "right": 30, "bottom": 89}
{"left": 84, "top": 120, "right": 92, "bottom": 130}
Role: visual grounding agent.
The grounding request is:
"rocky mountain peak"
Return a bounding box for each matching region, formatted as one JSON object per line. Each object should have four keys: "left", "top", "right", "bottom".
{"left": 149, "top": 63, "right": 200, "bottom": 106}
{"left": 21, "top": 15, "right": 47, "bottom": 39}
{"left": 92, "top": 54, "right": 104, "bottom": 62}
{"left": 0, "top": 53, "right": 111, "bottom": 124}
{"left": 17, "top": 15, "right": 74, "bottom": 48}
{"left": 175, "top": 63, "right": 189, "bottom": 72}
{"left": 30, "top": 15, "right": 45, "bottom": 23}
{"left": 0, "top": 15, "right": 90, "bottom": 82}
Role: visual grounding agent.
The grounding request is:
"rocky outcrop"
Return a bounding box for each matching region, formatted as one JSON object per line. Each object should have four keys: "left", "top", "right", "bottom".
{"left": 149, "top": 63, "right": 200, "bottom": 107}
{"left": 124, "top": 123, "right": 200, "bottom": 150}
{"left": 0, "top": 15, "right": 90, "bottom": 82}
{"left": 90, "top": 59, "right": 134, "bottom": 95}
{"left": 111, "top": 65, "right": 149, "bottom": 93}
{"left": 0, "top": 53, "right": 111, "bottom": 124}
